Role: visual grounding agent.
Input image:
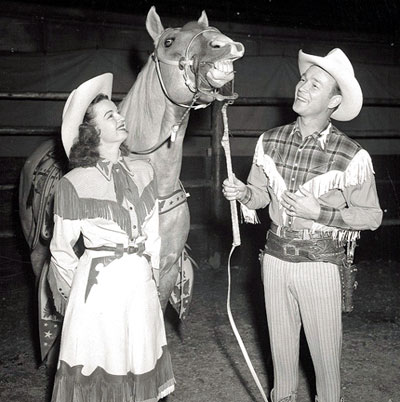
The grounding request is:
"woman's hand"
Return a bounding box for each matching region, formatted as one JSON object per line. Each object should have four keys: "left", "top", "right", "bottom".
{"left": 222, "top": 175, "right": 248, "bottom": 202}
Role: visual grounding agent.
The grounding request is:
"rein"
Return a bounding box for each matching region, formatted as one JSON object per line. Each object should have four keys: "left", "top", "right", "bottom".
{"left": 221, "top": 102, "right": 268, "bottom": 402}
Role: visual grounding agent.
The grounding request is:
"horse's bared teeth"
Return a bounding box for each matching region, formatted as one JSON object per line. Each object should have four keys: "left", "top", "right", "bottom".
{"left": 214, "top": 60, "right": 233, "bottom": 73}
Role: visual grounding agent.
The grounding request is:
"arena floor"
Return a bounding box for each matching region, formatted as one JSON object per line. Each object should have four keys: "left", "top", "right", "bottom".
{"left": 0, "top": 237, "right": 399, "bottom": 402}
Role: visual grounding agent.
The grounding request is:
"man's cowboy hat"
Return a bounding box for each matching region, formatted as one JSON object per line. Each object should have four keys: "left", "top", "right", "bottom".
{"left": 61, "top": 73, "right": 113, "bottom": 157}
{"left": 298, "top": 48, "right": 363, "bottom": 121}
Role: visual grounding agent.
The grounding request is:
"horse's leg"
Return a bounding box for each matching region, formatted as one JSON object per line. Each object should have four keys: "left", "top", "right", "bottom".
{"left": 30, "top": 242, "right": 50, "bottom": 283}
{"left": 158, "top": 257, "right": 180, "bottom": 312}
{"left": 158, "top": 203, "right": 190, "bottom": 312}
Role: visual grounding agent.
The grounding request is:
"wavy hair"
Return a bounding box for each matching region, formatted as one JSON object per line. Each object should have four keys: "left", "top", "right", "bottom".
{"left": 69, "top": 94, "right": 129, "bottom": 169}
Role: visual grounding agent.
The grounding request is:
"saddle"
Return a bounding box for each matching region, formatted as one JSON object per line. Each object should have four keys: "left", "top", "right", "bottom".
{"left": 26, "top": 145, "right": 66, "bottom": 250}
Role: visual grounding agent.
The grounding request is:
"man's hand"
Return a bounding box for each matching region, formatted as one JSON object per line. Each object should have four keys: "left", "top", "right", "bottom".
{"left": 281, "top": 187, "right": 321, "bottom": 220}
{"left": 222, "top": 175, "right": 248, "bottom": 202}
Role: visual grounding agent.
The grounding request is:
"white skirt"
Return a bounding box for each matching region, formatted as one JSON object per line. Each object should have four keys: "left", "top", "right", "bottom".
{"left": 51, "top": 251, "right": 175, "bottom": 402}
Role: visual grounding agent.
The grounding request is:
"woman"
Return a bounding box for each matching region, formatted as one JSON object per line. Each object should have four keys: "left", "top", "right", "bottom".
{"left": 48, "top": 73, "right": 175, "bottom": 402}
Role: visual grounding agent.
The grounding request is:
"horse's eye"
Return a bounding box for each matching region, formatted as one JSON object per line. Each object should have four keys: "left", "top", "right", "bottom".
{"left": 164, "top": 38, "right": 175, "bottom": 48}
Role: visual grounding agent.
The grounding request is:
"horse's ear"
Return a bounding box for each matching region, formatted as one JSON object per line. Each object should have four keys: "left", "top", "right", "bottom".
{"left": 198, "top": 10, "right": 209, "bottom": 27}
{"left": 146, "top": 6, "right": 165, "bottom": 42}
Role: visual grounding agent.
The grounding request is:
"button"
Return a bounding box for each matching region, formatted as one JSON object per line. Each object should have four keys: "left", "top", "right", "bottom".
{"left": 133, "top": 225, "right": 137, "bottom": 229}
{"left": 291, "top": 177, "right": 295, "bottom": 181}
{"left": 129, "top": 206, "right": 133, "bottom": 210}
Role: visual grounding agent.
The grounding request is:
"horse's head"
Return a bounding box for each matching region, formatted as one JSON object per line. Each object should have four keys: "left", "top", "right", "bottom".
{"left": 147, "top": 6, "right": 245, "bottom": 106}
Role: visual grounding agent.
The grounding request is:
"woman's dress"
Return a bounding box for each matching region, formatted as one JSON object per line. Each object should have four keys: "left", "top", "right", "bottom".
{"left": 48, "top": 156, "right": 175, "bottom": 402}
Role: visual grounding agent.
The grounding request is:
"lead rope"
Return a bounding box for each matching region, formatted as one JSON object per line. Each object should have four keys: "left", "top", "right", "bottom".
{"left": 221, "top": 102, "right": 269, "bottom": 402}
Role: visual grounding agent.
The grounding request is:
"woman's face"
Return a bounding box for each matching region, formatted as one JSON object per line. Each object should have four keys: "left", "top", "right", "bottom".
{"left": 92, "top": 99, "right": 128, "bottom": 146}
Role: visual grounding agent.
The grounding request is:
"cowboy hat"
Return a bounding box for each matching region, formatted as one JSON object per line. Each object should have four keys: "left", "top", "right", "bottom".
{"left": 61, "top": 73, "right": 113, "bottom": 157}
{"left": 298, "top": 48, "right": 363, "bottom": 121}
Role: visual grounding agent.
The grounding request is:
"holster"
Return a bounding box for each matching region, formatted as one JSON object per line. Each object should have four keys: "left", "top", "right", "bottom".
{"left": 339, "top": 240, "right": 358, "bottom": 313}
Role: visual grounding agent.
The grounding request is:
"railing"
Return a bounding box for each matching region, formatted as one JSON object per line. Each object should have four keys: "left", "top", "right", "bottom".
{"left": 0, "top": 92, "right": 399, "bottom": 239}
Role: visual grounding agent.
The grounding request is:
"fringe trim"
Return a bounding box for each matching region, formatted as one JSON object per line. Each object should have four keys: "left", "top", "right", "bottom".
{"left": 310, "top": 222, "right": 360, "bottom": 243}
{"left": 343, "top": 149, "right": 374, "bottom": 187}
{"left": 254, "top": 135, "right": 287, "bottom": 202}
{"left": 136, "top": 180, "right": 158, "bottom": 225}
{"left": 240, "top": 203, "right": 260, "bottom": 224}
{"left": 51, "top": 347, "right": 175, "bottom": 402}
{"left": 254, "top": 135, "right": 288, "bottom": 224}
{"left": 301, "top": 149, "right": 374, "bottom": 199}
{"left": 47, "top": 262, "right": 67, "bottom": 316}
{"left": 55, "top": 178, "right": 133, "bottom": 238}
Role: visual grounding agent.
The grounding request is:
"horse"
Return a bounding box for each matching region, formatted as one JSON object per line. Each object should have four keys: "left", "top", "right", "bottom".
{"left": 19, "top": 7, "right": 245, "bottom": 319}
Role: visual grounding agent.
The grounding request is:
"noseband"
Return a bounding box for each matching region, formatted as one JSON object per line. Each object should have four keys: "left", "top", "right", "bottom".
{"left": 152, "top": 27, "right": 238, "bottom": 110}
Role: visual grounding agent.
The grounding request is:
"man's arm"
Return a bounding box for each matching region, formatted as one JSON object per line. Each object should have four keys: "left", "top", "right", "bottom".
{"left": 317, "top": 176, "right": 382, "bottom": 230}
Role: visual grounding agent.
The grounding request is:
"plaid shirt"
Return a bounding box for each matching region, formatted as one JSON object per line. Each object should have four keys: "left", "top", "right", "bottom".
{"left": 242, "top": 119, "right": 382, "bottom": 232}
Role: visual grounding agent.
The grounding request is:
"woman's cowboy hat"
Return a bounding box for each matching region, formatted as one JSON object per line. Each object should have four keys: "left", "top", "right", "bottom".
{"left": 61, "top": 73, "right": 113, "bottom": 157}
{"left": 298, "top": 48, "right": 363, "bottom": 121}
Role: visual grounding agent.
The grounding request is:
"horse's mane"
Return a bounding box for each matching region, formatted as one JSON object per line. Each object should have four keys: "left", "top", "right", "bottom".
{"left": 118, "top": 56, "right": 166, "bottom": 152}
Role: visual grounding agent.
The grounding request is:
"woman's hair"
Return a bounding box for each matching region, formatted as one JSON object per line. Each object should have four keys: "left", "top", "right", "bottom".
{"left": 69, "top": 93, "right": 129, "bottom": 169}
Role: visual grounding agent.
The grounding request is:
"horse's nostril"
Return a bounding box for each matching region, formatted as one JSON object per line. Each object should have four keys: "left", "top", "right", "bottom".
{"left": 235, "top": 43, "right": 244, "bottom": 54}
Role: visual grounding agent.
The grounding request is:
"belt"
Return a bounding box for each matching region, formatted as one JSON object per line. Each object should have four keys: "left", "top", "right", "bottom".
{"left": 270, "top": 222, "right": 334, "bottom": 240}
{"left": 265, "top": 230, "right": 344, "bottom": 265}
{"left": 86, "top": 243, "right": 145, "bottom": 259}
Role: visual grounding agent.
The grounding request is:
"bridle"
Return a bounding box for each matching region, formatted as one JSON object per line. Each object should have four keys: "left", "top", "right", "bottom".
{"left": 132, "top": 26, "right": 237, "bottom": 154}
{"left": 152, "top": 26, "right": 239, "bottom": 109}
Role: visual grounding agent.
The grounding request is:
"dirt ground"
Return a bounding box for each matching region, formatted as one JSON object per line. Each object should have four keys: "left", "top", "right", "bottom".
{"left": 0, "top": 237, "right": 399, "bottom": 402}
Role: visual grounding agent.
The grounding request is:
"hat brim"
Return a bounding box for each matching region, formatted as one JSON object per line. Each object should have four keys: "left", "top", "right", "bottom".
{"left": 61, "top": 73, "right": 113, "bottom": 157}
{"left": 298, "top": 50, "right": 363, "bottom": 121}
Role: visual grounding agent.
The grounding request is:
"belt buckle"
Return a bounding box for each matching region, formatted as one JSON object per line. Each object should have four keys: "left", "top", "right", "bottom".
{"left": 127, "top": 246, "right": 137, "bottom": 254}
{"left": 283, "top": 244, "right": 299, "bottom": 256}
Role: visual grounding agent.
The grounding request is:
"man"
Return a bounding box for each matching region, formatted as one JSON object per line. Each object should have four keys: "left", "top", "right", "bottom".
{"left": 222, "top": 49, "right": 382, "bottom": 402}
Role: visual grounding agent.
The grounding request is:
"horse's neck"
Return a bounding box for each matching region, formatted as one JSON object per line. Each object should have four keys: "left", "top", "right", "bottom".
{"left": 120, "top": 58, "right": 190, "bottom": 197}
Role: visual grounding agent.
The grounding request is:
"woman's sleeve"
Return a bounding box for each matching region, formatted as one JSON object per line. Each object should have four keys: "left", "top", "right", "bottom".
{"left": 142, "top": 200, "right": 161, "bottom": 286}
{"left": 48, "top": 178, "right": 82, "bottom": 315}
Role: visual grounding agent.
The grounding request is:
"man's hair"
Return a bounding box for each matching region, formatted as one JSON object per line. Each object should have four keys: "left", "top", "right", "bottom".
{"left": 69, "top": 94, "right": 129, "bottom": 169}
{"left": 330, "top": 82, "right": 342, "bottom": 97}
{"left": 329, "top": 81, "right": 342, "bottom": 113}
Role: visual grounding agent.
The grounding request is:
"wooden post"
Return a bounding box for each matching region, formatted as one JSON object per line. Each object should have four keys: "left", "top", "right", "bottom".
{"left": 207, "top": 101, "right": 225, "bottom": 268}
{"left": 211, "top": 101, "right": 224, "bottom": 223}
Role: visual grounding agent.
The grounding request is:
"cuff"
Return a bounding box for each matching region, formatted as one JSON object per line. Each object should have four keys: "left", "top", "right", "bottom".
{"left": 47, "top": 263, "right": 70, "bottom": 315}
{"left": 317, "top": 205, "right": 344, "bottom": 227}
{"left": 240, "top": 186, "right": 252, "bottom": 205}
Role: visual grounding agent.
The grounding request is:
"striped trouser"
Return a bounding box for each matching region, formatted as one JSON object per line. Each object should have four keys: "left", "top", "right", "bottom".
{"left": 262, "top": 254, "right": 342, "bottom": 402}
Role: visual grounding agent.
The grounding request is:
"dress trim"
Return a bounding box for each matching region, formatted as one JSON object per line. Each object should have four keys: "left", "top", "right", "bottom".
{"left": 55, "top": 178, "right": 157, "bottom": 239}
{"left": 51, "top": 346, "right": 175, "bottom": 402}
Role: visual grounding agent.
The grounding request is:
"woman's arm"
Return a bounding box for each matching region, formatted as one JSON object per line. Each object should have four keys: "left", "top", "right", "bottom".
{"left": 48, "top": 178, "right": 82, "bottom": 315}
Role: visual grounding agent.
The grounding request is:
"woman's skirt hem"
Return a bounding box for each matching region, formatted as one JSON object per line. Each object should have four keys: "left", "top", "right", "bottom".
{"left": 51, "top": 347, "right": 175, "bottom": 402}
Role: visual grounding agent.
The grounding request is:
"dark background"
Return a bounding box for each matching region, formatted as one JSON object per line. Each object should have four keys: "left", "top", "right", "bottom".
{"left": 14, "top": 0, "right": 400, "bottom": 39}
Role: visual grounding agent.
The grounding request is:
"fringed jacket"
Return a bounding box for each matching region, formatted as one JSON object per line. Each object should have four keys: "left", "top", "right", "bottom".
{"left": 48, "top": 156, "right": 160, "bottom": 313}
{"left": 241, "top": 119, "right": 383, "bottom": 241}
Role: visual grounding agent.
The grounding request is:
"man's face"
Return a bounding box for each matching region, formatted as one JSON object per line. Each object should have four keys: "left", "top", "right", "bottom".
{"left": 292, "top": 65, "right": 339, "bottom": 118}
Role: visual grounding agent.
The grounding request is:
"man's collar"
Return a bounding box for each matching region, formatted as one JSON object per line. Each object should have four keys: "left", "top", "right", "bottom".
{"left": 96, "top": 154, "right": 133, "bottom": 180}
{"left": 291, "top": 118, "right": 332, "bottom": 150}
